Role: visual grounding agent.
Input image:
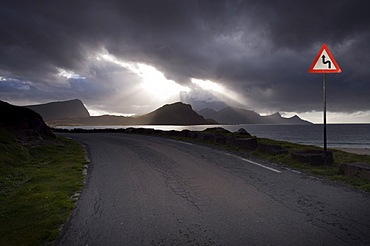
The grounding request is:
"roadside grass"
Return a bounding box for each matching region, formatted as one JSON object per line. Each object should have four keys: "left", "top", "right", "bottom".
{"left": 252, "top": 138, "right": 370, "bottom": 192}
{"left": 0, "top": 131, "right": 86, "bottom": 246}
{"left": 171, "top": 132, "right": 370, "bottom": 192}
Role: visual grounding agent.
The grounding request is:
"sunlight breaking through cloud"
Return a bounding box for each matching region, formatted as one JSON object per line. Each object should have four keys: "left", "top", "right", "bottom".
{"left": 57, "top": 68, "right": 86, "bottom": 80}
{"left": 88, "top": 108, "right": 135, "bottom": 117}
{"left": 191, "top": 78, "right": 223, "bottom": 92}
{"left": 137, "top": 64, "right": 190, "bottom": 98}
{"left": 98, "top": 52, "right": 190, "bottom": 99}
{"left": 190, "top": 78, "right": 249, "bottom": 108}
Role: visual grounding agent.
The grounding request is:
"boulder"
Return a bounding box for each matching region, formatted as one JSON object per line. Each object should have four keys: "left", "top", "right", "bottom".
{"left": 213, "top": 134, "right": 227, "bottom": 144}
{"left": 196, "top": 132, "right": 215, "bottom": 141}
{"left": 339, "top": 162, "right": 370, "bottom": 181}
{"left": 259, "top": 143, "right": 288, "bottom": 155}
{"left": 228, "top": 138, "right": 258, "bottom": 150}
{"left": 234, "top": 128, "right": 251, "bottom": 136}
{"left": 179, "top": 130, "right": 191, "bottom": 138}
{"left": 203, "top": 127, "right": 231, "bottom": 134}
{"left": 131, "top": 128, "right": 156, "bottom": 134}
{"left": 166, "top": 130, "right": 180, "bottom": 137}
{"left": 195, "top": 132, "right": 226, "bottom": 144}
{"left": 124, "top": 127, "right": 136, "bottom": 133}
{"left": 291, "top": 150, "right": 333, "bottom": 166}
{"left": 153, "top": 129, "right": 165, "bottom": 135}
{"left": 187, "top": 131, "right": 198, "bottom": 139}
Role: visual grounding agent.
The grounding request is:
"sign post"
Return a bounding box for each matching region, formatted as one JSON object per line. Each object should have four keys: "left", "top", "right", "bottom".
{"left": 323, "top": 73, "right": 327, "bottom": 151}
{"left": 308, "top": 43, "right": 342, "bottom": 151}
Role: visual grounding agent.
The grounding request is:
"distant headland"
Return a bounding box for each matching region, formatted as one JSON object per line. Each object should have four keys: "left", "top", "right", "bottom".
{"left": 19, "top": 99, "right": 312, "bottom": 126}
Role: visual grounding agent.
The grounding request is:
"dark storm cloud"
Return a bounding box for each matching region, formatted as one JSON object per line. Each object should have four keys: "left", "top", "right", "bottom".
{"left": 1, "top": 0, "right": 369, "bottom": 116}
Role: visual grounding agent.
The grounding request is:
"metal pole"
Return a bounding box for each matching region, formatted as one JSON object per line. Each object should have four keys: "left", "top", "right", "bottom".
{"left": 323, "top": 73, "right": 327, "bottom": 152}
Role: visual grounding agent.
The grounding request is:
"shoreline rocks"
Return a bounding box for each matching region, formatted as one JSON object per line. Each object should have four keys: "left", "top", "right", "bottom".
{"left": 291, "top": 150, "right": 334, "bottom": 166}
{"left": 339, "top": 162, "right": 370, "bottom": 181}
{"left": 259, "top": 143, "right": 288, "bottom": 155}
{"left": 53, "top": 127, "right": 287, "bottom": 154}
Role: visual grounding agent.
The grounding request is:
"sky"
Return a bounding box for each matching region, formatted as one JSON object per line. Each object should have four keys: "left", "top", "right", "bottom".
{"left": 1, "top": 0, "right": 370, "bottom": 123}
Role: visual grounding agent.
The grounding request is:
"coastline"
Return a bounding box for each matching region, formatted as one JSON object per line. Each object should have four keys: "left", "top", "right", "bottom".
{"left": 333, "top": 147, "right": 370, "bottom": 156}
{"left": 54, "top": 124, "right": 370, "bottom": 155}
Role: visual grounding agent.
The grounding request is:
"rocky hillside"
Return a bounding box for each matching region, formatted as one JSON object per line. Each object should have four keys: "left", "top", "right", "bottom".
{"left": 198, "top": 106, "right": 311, "bottom": 124}
{"left": 136, "top": 102, "right": 216, "bottom": 125}
{"left": 25, "top": 99, "right": 90, "bottom": 121}
{"left": 0, "top": 100, "right": 55, "bottom": 143}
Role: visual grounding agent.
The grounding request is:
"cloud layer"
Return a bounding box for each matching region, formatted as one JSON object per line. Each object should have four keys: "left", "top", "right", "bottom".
{"left": 1, "top": 0, "right": 369, "bottom": 121}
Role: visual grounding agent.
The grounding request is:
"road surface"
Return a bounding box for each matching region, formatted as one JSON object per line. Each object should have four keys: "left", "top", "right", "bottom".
{"left": 56, "top": 133, "right": 370, "bottom": 245}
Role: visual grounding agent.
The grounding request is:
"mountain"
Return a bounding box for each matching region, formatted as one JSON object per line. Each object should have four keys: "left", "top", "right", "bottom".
{"left": 212, "top": 107, "right": 262, "bottom": 124}
{"left": 198, "top": 106, "right": 312, "bottom": 125}
{"left": 48, "top": 102, "right": 217, "bottom": 126}
{"left": 0, "top": 100, "right": 55, "bottom": 142}
{"left": 25, "top": 99, "right": 90, "bottom": 121}
{"left": 136, "top": 102, "right": 216, "bottom": 125}
{"left": 197, "top": 108, "right": 218, "bottom": 120}
{"left": 261, "top": 112, "right": 311, "bottom": 124}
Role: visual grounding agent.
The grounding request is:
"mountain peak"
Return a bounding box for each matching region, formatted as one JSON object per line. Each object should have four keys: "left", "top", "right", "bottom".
{"left": 197, "top": 107, "right": 312, "bottom": 125}
{"left": 140, "top": 102, "right": 214, "bottom": 125}
{"left": 205, "top": 106, "right": 261, "bottom": 124}
{"left": 25, "top": 99, "right": 90, "bottom": 121}
{"left": 270, "top": 112, "right": 281, "bottom": 117}
{"left": 160, "top": 102, "right": 192, "bottom": 110}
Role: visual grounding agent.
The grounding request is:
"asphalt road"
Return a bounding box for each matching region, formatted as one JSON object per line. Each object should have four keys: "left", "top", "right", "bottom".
{"left": 56, "top": 133, "right": 370, "bottom": 246}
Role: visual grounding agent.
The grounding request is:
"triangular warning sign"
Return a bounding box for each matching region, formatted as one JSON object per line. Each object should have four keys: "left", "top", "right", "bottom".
{"left": 308, "top": 43, "right": 342, "bottom": 73}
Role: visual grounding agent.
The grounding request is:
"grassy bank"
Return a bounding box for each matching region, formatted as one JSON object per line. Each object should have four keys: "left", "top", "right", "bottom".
{"left": 251, "top": 138, "right": 370, "bottom": 192}
{"left": 162, "top": 128, "right": 370, "bottom": 192}
{"left": 0, "top": 129, "right": 86, "bottom": 246}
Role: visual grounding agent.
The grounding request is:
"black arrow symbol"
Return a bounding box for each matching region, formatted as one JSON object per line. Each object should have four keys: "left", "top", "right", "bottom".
{"left": 322, "top": 55, "right": 331, "bottom": 69}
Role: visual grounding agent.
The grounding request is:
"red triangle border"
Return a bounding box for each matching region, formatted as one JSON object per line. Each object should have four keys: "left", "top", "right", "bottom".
{"left": 308, "top": 43, "right": 342, "bottom": 73}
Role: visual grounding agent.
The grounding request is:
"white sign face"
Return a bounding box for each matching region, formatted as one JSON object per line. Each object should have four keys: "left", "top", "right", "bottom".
{"left": 312, "top": 50, "right": 337, "bottom": 70}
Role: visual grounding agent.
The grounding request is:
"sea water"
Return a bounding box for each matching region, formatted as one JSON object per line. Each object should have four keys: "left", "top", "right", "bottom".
{"left": 236, "top": 124, "right": 370, "bottom": 148}
{"left": 57, "top": 124, "right": 370, "bottom": 148}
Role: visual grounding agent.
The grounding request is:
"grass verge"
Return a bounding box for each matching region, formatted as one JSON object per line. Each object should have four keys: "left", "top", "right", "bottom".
{"left": 0, "top": 131, "right": 86, "bottom": 246}
{"left": 251, "top": 138, "right": 370, "bottom": 192}
{"left": 168, "top": 130, "right": 370, "bottom": 192}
